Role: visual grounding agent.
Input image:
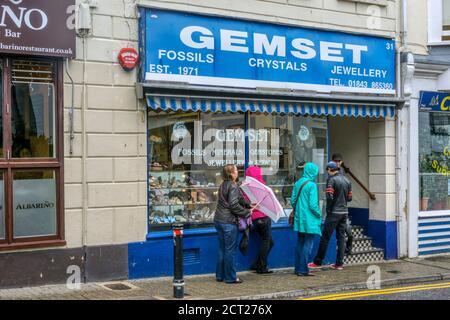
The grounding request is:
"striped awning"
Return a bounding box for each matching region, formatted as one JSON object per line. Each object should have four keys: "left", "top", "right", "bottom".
{"left": 146, "top": 95, "right": 396, "bottom": 118}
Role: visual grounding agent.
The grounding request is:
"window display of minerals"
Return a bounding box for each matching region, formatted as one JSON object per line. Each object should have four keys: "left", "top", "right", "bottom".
{"left": 249, "top": 114, "right": 328, "bottom": 214}
{"left": 148, "top": 112, "right": 245, "bottom": 228}
{"left": 148, "top": 111, "right": 328, "bottom": 229}
{"left": 419, "top": 112, "right": 450, "bottom": 211}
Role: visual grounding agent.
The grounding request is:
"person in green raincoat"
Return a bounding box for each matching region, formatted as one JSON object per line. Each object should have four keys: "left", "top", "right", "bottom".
{"left": 290, "top": 162, "right": 322, "bottom": 276}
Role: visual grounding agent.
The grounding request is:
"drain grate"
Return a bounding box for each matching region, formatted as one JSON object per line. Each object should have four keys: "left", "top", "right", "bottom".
{"left": 103, "top": 283, "right": 133, "bottom": 291}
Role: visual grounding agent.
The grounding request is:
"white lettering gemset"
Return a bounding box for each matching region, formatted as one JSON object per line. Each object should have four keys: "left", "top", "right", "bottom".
{"left": 179, "top": 26, "right": 369, "bottom": 64}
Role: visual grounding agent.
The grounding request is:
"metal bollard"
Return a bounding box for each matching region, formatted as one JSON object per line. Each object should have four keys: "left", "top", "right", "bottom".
{"left": 173, "top": 223, "right": 184, "bottom": 299}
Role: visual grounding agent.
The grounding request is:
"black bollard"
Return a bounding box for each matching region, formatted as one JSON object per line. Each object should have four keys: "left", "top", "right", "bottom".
{"left": 173, "top": 223, "right": 184, "bottom": 299}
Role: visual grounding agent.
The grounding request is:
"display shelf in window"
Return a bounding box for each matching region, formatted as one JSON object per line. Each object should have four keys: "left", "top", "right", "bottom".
{"left": 150, "top": 205, "right": 215, "bottom": 224}
{"left": 150, "top": 203, "right": 216, "bottom": 207}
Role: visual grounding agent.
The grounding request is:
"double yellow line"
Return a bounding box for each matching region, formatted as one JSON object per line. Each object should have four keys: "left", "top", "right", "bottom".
{"left": 300, "top": 281, "right": 450, "bottom": 300}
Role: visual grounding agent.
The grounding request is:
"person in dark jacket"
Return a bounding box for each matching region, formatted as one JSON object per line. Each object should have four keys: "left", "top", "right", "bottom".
{"left": 309, "top": 161, "right": 352, "bottom": 270}
{"left": 214, "top": 164, "right": 252, "bottom": 284}
{"left": 332, "top": 153, "right": 353, "bottom": 255}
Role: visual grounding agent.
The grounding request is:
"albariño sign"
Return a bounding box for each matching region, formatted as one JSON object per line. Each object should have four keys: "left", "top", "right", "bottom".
{"left": 0, "top": 0, "right": 76, "bottom": 58}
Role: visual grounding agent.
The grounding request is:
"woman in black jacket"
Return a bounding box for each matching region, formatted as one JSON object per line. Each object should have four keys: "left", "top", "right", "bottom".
{"left": 214, "top": 164, "right": 252, "bottom": 284}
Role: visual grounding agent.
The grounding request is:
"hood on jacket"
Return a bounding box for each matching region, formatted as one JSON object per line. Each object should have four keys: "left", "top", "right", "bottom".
{"left": 245, "top": 166, "right": 265, "bottom": 184}
{"left": 303, "top": 162, "right": 319, "bottom": 181}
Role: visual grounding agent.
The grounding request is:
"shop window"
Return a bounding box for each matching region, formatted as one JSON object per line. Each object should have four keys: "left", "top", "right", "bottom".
{"left": 0, "top": 58, "right": 64, "bottom": 249}
{"left": 148, "top": 111, "right": 328, "bottom": 230}
{"left": 148, "top": 111, "right": 245, "bottom": 229}
{"left": 0, "top": 173, "right": 4, "bottom": 240}
{"left": 11, "top": 60, "right": 55, "bottom": 158}
{"left": 419, "top": 112, "right": 450, "bottom": 211}
{"left": 249, "top": 114, "right": 328, "bottom": 212}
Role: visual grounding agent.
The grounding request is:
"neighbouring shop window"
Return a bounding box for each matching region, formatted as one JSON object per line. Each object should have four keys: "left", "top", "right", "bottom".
{"left": 0, "top": 58, "right": 63, "bottom": 248}
{"left": 11, "top": 60, "right": 55, "bottom": 158}
{"left": 13, "top": 170, "right": 57, "bottom": 238}
{"left": 0, "top": 173, "right": 4, "bottom": 240}
{"left": 249, "top": 114, "right": 328, "bottom": 214}
{"left": 148, "top": 111, "right": 245, "bottom": 229}
{"left": 419, "top": 111, "right": 450, "bottom": 211}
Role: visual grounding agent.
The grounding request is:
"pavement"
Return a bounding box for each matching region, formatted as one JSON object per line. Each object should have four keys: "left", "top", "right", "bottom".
{"left": 1, "top": 255, "right": 450, "bottom": 300}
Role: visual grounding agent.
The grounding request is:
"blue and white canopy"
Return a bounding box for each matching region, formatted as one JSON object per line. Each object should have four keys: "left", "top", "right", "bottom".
{"left": 146, "top": 95, "right": 396, "bottom": 118}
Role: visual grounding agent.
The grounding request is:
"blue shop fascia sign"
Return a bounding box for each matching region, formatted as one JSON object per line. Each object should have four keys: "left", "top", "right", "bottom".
{"left": 139, "top": 8, "right": 396, "bottom": 95}
{"left": 419, "top": 91, "right": 450, "bottom": 112}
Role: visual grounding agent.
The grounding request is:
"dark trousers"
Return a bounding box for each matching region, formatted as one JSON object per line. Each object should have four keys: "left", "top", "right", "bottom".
{"left": 251, "top": 217, "right": 274, "bottom": 272}
{"left": 345, "top": 219, "right": 353, "bottom": 253}
{"left": 314, "top": 213, "right": 348, "bottom": 266}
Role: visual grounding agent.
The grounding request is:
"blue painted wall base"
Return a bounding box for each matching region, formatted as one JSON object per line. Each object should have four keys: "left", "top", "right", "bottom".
{"left": 129, "top": 209, "right": 398, "bottom": 279}
{"left": 129, "top": 222, "right": 336, "bottom": 279}
{"left": 348, "top": 207, "right": 369, "bottom": 233}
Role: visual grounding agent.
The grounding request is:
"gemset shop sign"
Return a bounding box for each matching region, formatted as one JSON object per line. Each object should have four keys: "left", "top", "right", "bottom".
{"left": 0, "top": 0, "right": 75, "bottom": 58}
{"left": 140, "top": 8, "right": 396, "bottom": 94}
{"left": 419, "top": 91, "right": 450, "bottom": 112}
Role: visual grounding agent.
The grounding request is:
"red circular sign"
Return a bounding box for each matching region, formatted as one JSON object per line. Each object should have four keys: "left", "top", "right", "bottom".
{"left": 118, "top": 48, "right": 139, "bottom": 71}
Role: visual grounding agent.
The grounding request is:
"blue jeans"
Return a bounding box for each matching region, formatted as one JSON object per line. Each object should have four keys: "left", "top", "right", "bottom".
{"left": 295, "top": 233, "right": 316, "bottom": 275}
{"left": 215, "top": 221, "right": 239, "bottom": 283}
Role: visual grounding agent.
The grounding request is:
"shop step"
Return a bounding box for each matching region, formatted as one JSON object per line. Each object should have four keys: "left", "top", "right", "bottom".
{"left": 341, "top": 224, "right": 386, "bottom": 265}
{"left": 344, "top": 248, "right": 385, "bottom": 265}
{"left": 350, "top": 237, "right": 375, "bottom": 253}
{"left": 351, "top": 225, "right": 366, "bottom": 239}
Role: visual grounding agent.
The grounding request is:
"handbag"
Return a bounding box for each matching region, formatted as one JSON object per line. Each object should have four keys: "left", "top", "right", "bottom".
{"left": 238, "top": 216, "right": 252, "bottom": 232}
{"left": 289, "top": 180, "right": 311, "bottom": 226}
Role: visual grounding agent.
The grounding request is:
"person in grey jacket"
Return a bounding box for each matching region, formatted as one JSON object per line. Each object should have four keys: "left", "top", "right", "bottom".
{"left": 214, "top": 164, "right": 252, "bottom": 284}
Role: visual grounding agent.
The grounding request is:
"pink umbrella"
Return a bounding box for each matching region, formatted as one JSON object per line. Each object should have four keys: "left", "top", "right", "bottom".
{"left": 240, "top": 176, "right": 284, "bottom": 223}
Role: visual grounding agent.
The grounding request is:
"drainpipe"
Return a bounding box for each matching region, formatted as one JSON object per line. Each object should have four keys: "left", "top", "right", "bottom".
{"left": 76, "top": 0, "right": 92, "bottom": 280}
{"left": 395, "top": 0, "right": 406, "bottom": 258}
{"left": 81, "top": 35, "right": 88, "bottom": 256}
{"left": 65, "top": 59, "right": 75, "bottom": 156}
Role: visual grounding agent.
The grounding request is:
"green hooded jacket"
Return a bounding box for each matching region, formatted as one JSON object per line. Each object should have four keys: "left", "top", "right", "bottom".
{"left": 290, "top": 162, "right": 322, "bottom": 235}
